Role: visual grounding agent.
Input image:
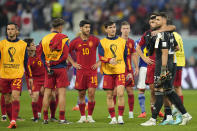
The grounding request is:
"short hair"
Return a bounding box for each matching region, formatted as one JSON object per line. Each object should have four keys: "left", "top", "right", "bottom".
{"left": 157, "top": 12, "right": 168, "bottom": 19}
{"left": 79, "top": 20, "right": 91, "bottom": 27}
{"left": 104, "top": 21, "right": 115, "bottom": 28}
{"left": 51, "top": 18, "right": 65, "bottom": 28}
{"left": 6, "top": 23, "right": 19, "bottom": 30}
{"left": 121, "top": 21, "right": 130, "bottom": 27}
{"left": 149, "top": 12, "right": 159, "bottom": 20}
{"left": 24, "top": 38, "right": 34, "bottom": 47}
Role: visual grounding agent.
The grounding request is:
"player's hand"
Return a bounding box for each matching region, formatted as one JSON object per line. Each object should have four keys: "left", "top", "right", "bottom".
{"left": 126, "top": 73, "right": 133, "bottom": 81}
{"left": 28, "top": 89, "right": 32, "bottom": 97}
{"left": 73, "top": 62, "right": 81, "bottom": 70}
{"left": 151, "top": 30, "right": 160, "bottom": 36}
{"left": 109, "top": 58, "right": 117, "bottom": 65}
{"left": 144, "top": 57, "right": 154, "bottom": 65}
{"left": 134, "top": 67, "right": 139, "bottom": 76}
{"left": 29, "top": 78, "right": 33, "bottom": 89}
{"left": 91, "top": 61, "right": 101, "bottom": 70}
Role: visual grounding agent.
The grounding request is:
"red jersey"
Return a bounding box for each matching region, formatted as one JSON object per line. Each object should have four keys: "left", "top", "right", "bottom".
{"left": 126, "top": 38, "right": 136, "bottom": 73}
{"left": 27, "top": 55, "right": 45, "bottom": 79}
{"left": 138, "top": 31, "right": 156, "bottom": 60}
{"left": 69, "top": 35, "right": 100, "bottom": 74}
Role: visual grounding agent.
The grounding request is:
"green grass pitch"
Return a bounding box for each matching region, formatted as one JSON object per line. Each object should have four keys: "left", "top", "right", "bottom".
{"left": 0, "top": 90, "right": 196, "bottom": 131}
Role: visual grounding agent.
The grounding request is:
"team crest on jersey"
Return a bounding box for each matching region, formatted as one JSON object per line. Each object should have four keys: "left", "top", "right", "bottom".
{"left": 129, "top": 43, "right": 132, "bottom": 48}
{"left": 78, "top": 44, "right": 82, "bottom": 48}
{"left": 104, "top": 81, "right": 107, "bottom": 86}
{"left": 75, "top": 82, "right": 79, "bottom": 87}
{"left": 89, "top": 41, "right": 93, "bottom": 47}
{"left": 8, "top": 47, "right": 16, "bottom": 62}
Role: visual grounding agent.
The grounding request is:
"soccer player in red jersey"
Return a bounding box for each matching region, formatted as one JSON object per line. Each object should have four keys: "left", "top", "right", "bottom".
{"left": 120, "top": 21, "right": 139, "bottom": 118}
{"left": 68, "top": 20, "right": 100, "bottom": 123}
{"left": 0, "top": 23, "right": 28, "bottom": 129}
{"left": 37, "top": 18, "right": 70, "bottom": 124}
{"left": 24, "top": 38, "right": 45, "bottom": 122}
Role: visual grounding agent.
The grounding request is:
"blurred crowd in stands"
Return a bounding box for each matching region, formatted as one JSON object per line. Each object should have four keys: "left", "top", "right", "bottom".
{"left": 0, "top": 0, "right": 197, "bottom": 66}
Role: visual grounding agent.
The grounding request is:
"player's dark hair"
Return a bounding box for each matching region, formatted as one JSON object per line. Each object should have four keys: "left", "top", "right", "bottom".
{"left": 51, "top": 18, "right": 65, "bottom": 28}
{"left": 121, "top": 21, "right": 130, "bottom": 27}
{"left": 24, "top": 38, "right": 34, "bottom": 47}
{"left": 79, "top": 20, "right": 91, "bottom": 27}
{"left": 6, "top": 23, "right": 19, "bottom": 36}
{"left": 149, "top": 12, "right": 159, "bottom": 20}
{"left": 104, "top": 21, "right": 115, "bottom": 28}
{"left": 157, "top": 12, "right": 168, "bottom": 19}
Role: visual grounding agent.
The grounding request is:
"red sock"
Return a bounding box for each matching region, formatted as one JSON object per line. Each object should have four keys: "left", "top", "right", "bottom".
{"left": 1, "top": 95, "right": 6, "bottom": 115}
{"left": 59, "top": 111, "right": 65, "bottom": 120}
{"left": 113, "top": 95, "right": 117, "bottom": 105}
{"left": 108, "top": 107, "right": 115, "bottom": 118}
{"left": 88, "top": 101, "right": 95, "bottom": 116}
{"left": 12, "top": 100, "right": 20, "bottom": 121}
{"left": 50, "top": 100, "right": 56, "bottom": 118}
{"left": 78, "top": 103, "right": 86, "bottom": 116}
{"left": 43, "top": 110, "right": 48, "bottom": 120}
{"left": 128, "top": 94, "right": 134, "bottom": 111}
{"left": 179, "top": 95, "right": 183, "bottom": 104}
{"left": 37, "top": 94, "right": 43, "bottom": 113}
{"left": 118, "top": 106, "right": 125, "bottom": 116}
{"left": 5, "top": 103, "right": 12, "bottom": 121}
{"left": 32, "top": 102, "right": 38, "bottom": 119}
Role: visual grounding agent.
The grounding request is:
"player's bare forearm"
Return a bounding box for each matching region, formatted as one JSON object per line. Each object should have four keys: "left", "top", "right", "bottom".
{"left": 162, "top": 49, "right": 168, "bottom": 66}
{"left": 132, "top": 52, "right": 138, "bottom": 69}
{"left": 136, "top": 45, "right": 146, "bottom": 61}
{"left": 161, "top": 25, "right": 176, "bottom": 32}
{"left": 67, "top": 55, "right": 75, "bottom": 65}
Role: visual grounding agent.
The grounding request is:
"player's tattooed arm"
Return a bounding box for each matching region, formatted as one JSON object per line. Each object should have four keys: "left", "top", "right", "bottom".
{"left": 151, "top": 25, "right": 176, "bottom": 36}
{"left": 136, "top": 44, "right": 154, "bottom": 65}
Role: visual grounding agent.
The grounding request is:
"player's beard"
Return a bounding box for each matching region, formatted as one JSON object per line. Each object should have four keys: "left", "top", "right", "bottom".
{"left": 152, "top": 26, "right": 161, "bottom": 31}
{"left": 82, "top": 31, "right": 90, "bottom": 37}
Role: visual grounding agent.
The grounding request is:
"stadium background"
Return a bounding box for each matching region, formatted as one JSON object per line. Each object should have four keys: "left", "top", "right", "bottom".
{"left": 0, "top": 0, "right": 197, "bottom": 89}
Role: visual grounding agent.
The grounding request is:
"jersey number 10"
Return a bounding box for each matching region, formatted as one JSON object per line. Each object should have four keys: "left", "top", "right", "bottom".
{"left": 82, "top": 48, "right": 89, "bottom": 55}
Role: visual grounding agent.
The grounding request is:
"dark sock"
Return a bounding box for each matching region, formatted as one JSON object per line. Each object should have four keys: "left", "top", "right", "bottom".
{"left": 163, "top": 106, "right": 171, "bottom": 121}
{"left": 152, "top": 92, "right": 164, "bottom": 119}
{"left": 167, "top": 91, "right": 187, "bottom": 114}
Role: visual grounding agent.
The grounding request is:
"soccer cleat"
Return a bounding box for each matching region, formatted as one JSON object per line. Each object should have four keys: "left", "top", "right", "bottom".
{"left": 43, "top": 120, "right": 49, "bottom": 124}
{"left": 108, "top": 115, "right": 111, "bottom": 119}
{"left": 140, "top": 118, "right": 156, "bottom": 126}
{"left": 59, "top": 120, "right": 71, "bottom": 124}
{"left": 179, "top": 113, "right": 192, "bottom": 125}
{"left": 50, "top": 117, "right": 58, "bottom": 122}
{"left": 77, "top": 116, "right": 87, "bottom": 123}
{"left": 7, "top": 120, "right": 17, "bottom": 129}
{"left": 1, "top": 115, "right": 7, "bottom": 122}
{"left": 32, "top": 118, "right": 39, "bottom": 123}
{"left": 158, "top": 111, "right": 164, "bottom": 117}
{"left": 173, "top": 114, "right": 182, "bottom": 125}
{"left": 118, "top": 116, "right": 124, "bottom": 124}
{"left": 109, "top": 117, "right": 117, "bottom": 124}
{"left": 138, "top": 112, "right": 146, "bottom": 118}
{"left": 72, "top": 106, "right": 79, "bottom": 111}
{"left": 172, "top": 107, "right": 178, "bottom": 116}
{"left": 159, "top": 115, "right": 174, "bottom": 125}
{"left": 129, "top": 111, "right": 134, "bottom": 118}
{"left": 87, "top": 115, "right": 95, "bottom": 123}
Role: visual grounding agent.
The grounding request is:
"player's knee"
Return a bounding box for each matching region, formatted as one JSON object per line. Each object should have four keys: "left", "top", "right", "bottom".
{"left": 12, "top": 94, "right": 20, "bottom": 101}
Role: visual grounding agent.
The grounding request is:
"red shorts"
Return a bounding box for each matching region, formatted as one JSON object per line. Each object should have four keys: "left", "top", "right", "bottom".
{"left": 173, "top": 69, "right": 182, "bottom": 87}
{"left": 145, "top": 64, "right": 155, "bottom": 85}
{"left": 103, "top": 74, "right": 125, "bottom": 90}
{"left": 0, "top": 78, "right": 22, "bottom": 94}
{"left": 32, "top": 78, "right": 44, "bottom": 92}
{"left": 75, "top": 73, "right": 98, "bottom": 90}
{"left": 44, "top": 68, "right": 69, "bottom": 89}
{"left": 125, "top": 71, "right": 134, "bottom": 87}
